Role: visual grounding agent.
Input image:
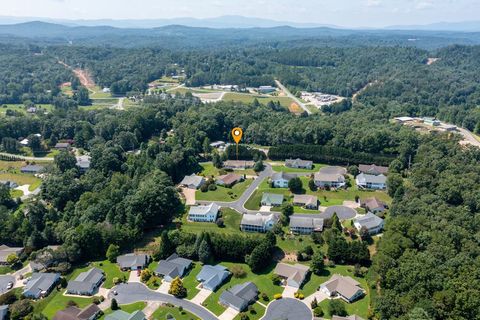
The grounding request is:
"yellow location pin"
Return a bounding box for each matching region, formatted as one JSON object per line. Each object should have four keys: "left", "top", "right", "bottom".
{"left": 231, "top": 128, "right": 243, "bottom": 144}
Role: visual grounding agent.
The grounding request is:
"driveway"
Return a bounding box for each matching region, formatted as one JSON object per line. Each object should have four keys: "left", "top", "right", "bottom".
{"left": 142, "top": 301, "right": 162, "bottom": 318}
{"left": 157, "top": 280, "right": 170, "bottom": 294}
{"left": 262, "top": 298, "right": 312, "bottom": 320}
{"left": 182, "top": 187, "right": 196, "bottom": 206}
{"left": 109, "top": 283, "right": 218, "bottom": 320}
{"left": 190, "top": 288, "right": 212, "bottom": 304}
{"left": 303, "top": 291, "right": 329, "bottom": 308}
{"left": 128, "top": 271, "right": 140, "bottom": 283}
{"left": 0, "top": 275, "right": 15, "bottom": 294}
{"left": 282, "top": 285, "right": 297, "bottom": 298}
{"left": 218, "top": 307, "right": 239, "bottom": 320}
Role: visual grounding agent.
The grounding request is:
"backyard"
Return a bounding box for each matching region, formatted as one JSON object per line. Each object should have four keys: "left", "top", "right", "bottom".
{"left": 199, "top": 162, "right": 256, "bottom": 177}
{"left": 196, "top": 179, "right": 253, "bottom": 202}
{"left": 271, "top": 162, "right": 326, "bottom": 173}
{"left": 179, "top": 208, "right": 243, "bottom": 235}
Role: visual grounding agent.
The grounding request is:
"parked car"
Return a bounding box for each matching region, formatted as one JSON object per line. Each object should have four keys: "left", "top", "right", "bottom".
{"left": 6, "top": 282, "right": 13, "bottom": 289}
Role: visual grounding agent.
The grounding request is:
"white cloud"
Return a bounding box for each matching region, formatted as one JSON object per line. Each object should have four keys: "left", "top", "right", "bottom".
{"left": 366, "top": 0, "right": 382, "bottom": 7}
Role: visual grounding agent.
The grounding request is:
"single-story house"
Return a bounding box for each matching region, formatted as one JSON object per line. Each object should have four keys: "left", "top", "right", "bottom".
{"left": 66, "top": 267, "right": 104, "bottom": 296}
{"left": 188, "top": 203, "right": 219, "bottom": 222}
{"left": 54, "top": 142, "right": 71, "bottom": 150}
{"left": 240, "top": 213, "right": 279, "bottom": 233}
{"left": 361, "top": 197, "right": 386, "bottom": 213}
{"left": 0, "top": 305, "right": 7, "bottom": 320}
{"left": 358, "top": 164, "right": 388, "bottom": 176}
{"left": 257, "top": 86, "right": 276, "bottom": 94}
{"left": 179, "top": 174, "right": 205, "bottom": 189}
{"left": 0, "top": 245, "right": 24, "bottom": 265}
{"left": 271, "top": 172, "right": 296, "bottom": 188}
{"left": 217, "top": 173, "right": 243, "bottom": 187}
{"left": 320, "top": 274, "right": 364, "bottom": 303}
{"left": 292, "top": 194, "right": 318, "bottom": 210}
{"left": 53, "top": 304, "right": 101, "bottom": 320}
{"left": 105, "top": 310, "right": 146, "bottom": 320}
{"left": 423, "top": 117, "right": 441, "bottom": 126}
{"left": 261, "top": 193, "right": 284, "bottom": 207}
{"left": 23, "top": 272, "right": 60, "bottom": 299}
{"left": 76, "top": 156, "right": 91, "bottom": 173}
{"left": 353, "top": 213, "right": 384, "bottom": 235}
{"left": 210, "top": 141, "right": 226, "bottom": 149}
{"left": 117, "top": 253, "right": 149, "bottom": 271}
{"left": 155, "top": 253, "right": 192, "bottom": 282}
{"left": 289, "top": 215, "right": 324, "bottom": 234}
{"left": 355, "top": 173, "right": 387, "bottom": 190}
{"left": 394, "top": 116, "right": 414, "bottom": 124}
{"left": 274, "top": 263, "right": 310, "bottom": 288}
{"left": 0, "top": 180, "right": 18, "bottom": 189}
{"left": 285, "top": 158, "right": 313, "bottom": 170}
{"left": 314, "top": 172, "right": 346, "bottom": 189}
{"left": 219, "top": 281, "right": 258, "bottom": 312}
{"left": 20, "top": 165, "right": 44, "bottom": 174}
{"left": 332, "top": 315, "right": 365, "bottom": 320}
{"left": 223, "top": 160, "right": 255, "bottom": 170}
{"left": 196, "top": 265, "right": 230, "bottom": 291}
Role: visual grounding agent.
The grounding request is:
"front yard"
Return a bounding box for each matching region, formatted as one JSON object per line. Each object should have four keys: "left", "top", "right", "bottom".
{"left": 151, "top": 304, "right": 200, "bottom": 320}
{"left": 196, "top": 179, "right": 253, "bottom": 202}
{"left": 100, "top": 302, "right": 147, "bottom": 319}
{"left": 271, "top": 162, "right": 326, "bottom": 173}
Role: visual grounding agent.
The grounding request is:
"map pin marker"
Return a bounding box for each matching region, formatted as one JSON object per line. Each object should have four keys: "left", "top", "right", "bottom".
{"left": 231, "top": 128, "right": 243, "bottom": 144}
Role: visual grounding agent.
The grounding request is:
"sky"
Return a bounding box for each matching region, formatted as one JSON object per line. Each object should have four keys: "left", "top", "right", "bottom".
{"left": 1, "top": 0, "right": 479, "bottom": 28}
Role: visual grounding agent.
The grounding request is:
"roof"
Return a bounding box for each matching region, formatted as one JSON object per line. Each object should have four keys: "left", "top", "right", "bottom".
{"left": 77, "top": 304, "right": 101, "bottom": 319}
{"left": 180, "top": 174, "right": 204, "bottom": 187}
{"left": 0, "top": 245, "right": 24, "bottom": 263}
{"left": 271, "top": 172, "right": 296, "bottom": 182}
{"left": 322, "top": 274, "right": 363, "bottom": 300}
{"left": 20, "top": 164, "right": 44, "bottom": 173}
{"left": 354, "top": 213, "right": 384, "bottom": 230}
{"left": 210, "top": 141, "right": 225, "bottom": 147}
{"left": 358, "top": 164, "right": 388, "bottom": 175}
{"left": 289, "top": 215, "right": 324, "bottom": 231}
{"left": 223, "top": 160, "right": 255, "bottom": 168}
{"left": 356, "top": 173, "right": 387, "bottom": 184}
{"left": 394, "top": 116, "right": 414, "bottom": 122}
{"left": 314, "top": 172, "right": 345, "bottom": 183}
{"left": 55, "top": 142, "right": 71, "bottom": 148}
{"left": 285, "top": 158, "right": 313, "bottom": 168}
{"left": 332, "top": 315, "right": 366, "bottom": 320}
{"left": 321, "top": 206, "right": 357, "bottom": 220}
{"left": 196, "top": 265, "right": 230, "bottom": 291}
{"left": 293, "top": 195, "right": 317, "bottom": 207}
{"left": 53, "top": 304, "right": 101, "bottom": 320}
{"left": 67, "top": 268, "right": 104, "bottom": 293}
{"left": 261, "top": 193, "right": 284, "bottom": 205}
{"left": 188, "top": 203, "right": 219, "bottom": 216}
{"left": 105, "top": 310, "right": 146, "bottom": 320}
{"left": 241, "top": 213, "right": 279, "bottom": 227}
{"left": 220, "top": 282, "right": 258, "bottom": 310}
{"left": 116, "top": 254, "right": 148, "bottom": 269}
{"left": 155, "top": 253, "right": 192, "bottom": 278}
{"left": 217, "top": 173, "right": 242, "bottom": 185}
{"left": 319, "top": 166, "right": 347, "bottom": 175}
{"left": 361, "top": 197, "right": 385, "bottom": 210}
{"left": 274, "top": 263, "right": 309, "bottom": 285}
{"left": 76, "top": 156, "right": 91, "bottom": 170}
{"left": 24, "top": 272, "right": 59, "bottom": 297}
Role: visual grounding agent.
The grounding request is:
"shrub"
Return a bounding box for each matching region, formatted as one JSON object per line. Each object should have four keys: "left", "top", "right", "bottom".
{"left": 166, "top": 313, "right": 174, "bottom": 319}
{"left": 66, "top": 300, "right": 78, "bottom": 307}
{"left": 273, "top": 293, "right": 282, "bottom": 300}
{"left": 112, "top": 277, "right": 121, "bottom": 285}
{"left": 216, "top": 218, "right": 225, "bottom": 228}
{"left": 239, "top": 313, "right": 249, "bottom": 320}
{"left": 313, "top": 306, "right": 324, "bottom": 317}
{"left": 208, "top": 183, "right": 217, "bottom": 191}
{"left": 200, "top": 184, "right": 209, "bottom": 192}
{"left": 111, "top": 298, "right": 118, "bottom": 310}
{"left": 92, "top": 297, "right": 100, "bottom": 305}
{"left": 271, "top": 274, "right": 282, "bottom": 285}
{"left": 328, "top": 299, "right": 347, "bottom": 317}
{"left": 231, "top": 265, "right": 247, "bottom": 278}
{"left": 261, "top": 292, "right": 269, "bottom": 301}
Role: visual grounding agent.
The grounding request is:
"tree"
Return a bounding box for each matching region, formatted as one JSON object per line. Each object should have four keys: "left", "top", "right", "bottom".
{"left": 169, "top": 277, "right": 187, "bottom": 298}
{"left": 387, "top": 173, "right": 403, "bottom": 197}
{"left": 331, "top": 213, "right": 343, "bottom": 232}
{"left": 140, "top": 269, "right": 152, "bottom": 283}
{"left": 310, "top": 251, "right": 324, "bottom": 275}
{"left": 308, "top": 178, "right": 317, "bottom": 191}
{"left": 281, "top": 203, "right": 294, "bottom": 225}
{"left": 10, "top": 299, "right": 33, "bottom": 320}
{"left": 311, "top": 297, "right": 318, "bottom": 309}
{"left": 247, "top": 242, "right": 271, "bottom": 272}
{"left": 0, "top": 184, "right": 12, "bottom": 206}
{"left": 111, "top": 298, "right": 119, "bottom": 310}
{"left": 155, "top": 230, "right": 174, "bottom": 260}
{"left": 54, "top": 151, "right": 77, "bottom": 173}
{"left": 288, "top": 177, "right": 303, "bottom": 193}
{"left": 212, "top": 152, "right": 223, "bottom": 169}
{"left": 253, "top": 160, "right": 264, "bottom": 173}
{"left": 75, "top": 86, "right": 90, "bottom": 106}
{"left": 106, "top": 244, "right": 120, "bottom": 263}
{"left": 28, "top": 135, "right": 42, "bottom": 152}
{"left": 198, "top": 239, "right": 212, "bottom": 263}
{"left": 313, "top": 306, "right": 324, "bottom": 317}
{"left": 328, "top": 299, "right": 347, "bottom": 317}
{"left": 347, "top": 165, "right": 359, "bottom": 176}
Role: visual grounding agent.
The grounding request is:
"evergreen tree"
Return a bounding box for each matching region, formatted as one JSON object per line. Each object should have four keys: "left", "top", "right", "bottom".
{"left": 106, "top": 244, "right": 120, "bottom": 263}
{"left": 198, "top": 239, "right": 212, "bottom": 263}
{"left": 169, "top": 276, "right": 187, "bottom": 298}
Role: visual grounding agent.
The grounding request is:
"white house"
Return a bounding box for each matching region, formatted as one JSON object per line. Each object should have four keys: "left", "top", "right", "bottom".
{"left": 240, "top": 213, "right": 279, "bottom": 233}
{"left": 188, "top": 203, "right": 219, "bottom": 222}
{"left": 355, "top": 173, "right": 387, "bottom": 190}
{"left": 353, "top": 213, "right": 384, "bottom": 234}
{"left": 271, "top": 172, "right": 295, "bottom": 188}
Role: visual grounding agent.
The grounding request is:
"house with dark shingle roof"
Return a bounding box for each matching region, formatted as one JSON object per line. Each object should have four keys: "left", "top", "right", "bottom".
{"left": 271, "top": 172, "right": 296, "bottom": 188}
{"left": 196, "top": 265, "right": 230, "bottom": 291}
{"left": 289, "top": 214, "right": 324, "bottom": 234}
{"left": 354, "top": 213, "right": 384, "bottom": 235}
{"left": 54, "top": 142, "right": 71, "bottom": 150}
{"left": 179, "top": 174, "right": 205, "bottom": 189}
{"left": 155, "top": 253, "right": 192, "bottom": 282}
{"left": 53, "top": 304, "right": 101, "bottom": 320}
{"left": 23, "top": 272, "right": 60, "bottom": 299}
{"left": 293, "top": 194, "right": 318, "bottom": 210}
{"left": 105, "top": 310, "right": 146, "bottom": 320}
{"left": 261, "top": 193, "right": 284, "bottom": 207}
{"left": 66, "top": 267, "right": 104, "bottom": 296}
{"left": 274, "top": 263, "right": 310, "bottom": 288}
{"left": 320, "top": 274, "right": 364, "bottom": 303}
{"left": 355, "top": 173, "right": 387, "bottom": 190}
{"left": 216, "top": 173, "right": 243, "bottom": 187}
{"left": 285, "top": 158, "right": 313, "bottom": 170}
{"left": 116, "top": 253, "right": 149, "bottom": 271}
{"left": 20, "top": 165, "right": 44, "bottom": 174}
{"left": 314, "top": 172, "right": 346, "bottom": 189}
{"left": 219, "top": 281, "right": 258, "bottom": 311}
{"left": 358, "top": 164, "right": 388, "bottom": 176}
{"left": 361, "top": 197, "right": 386, "bottom": 213}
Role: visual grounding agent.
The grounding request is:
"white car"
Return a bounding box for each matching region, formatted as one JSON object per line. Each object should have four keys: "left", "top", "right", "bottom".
{"left": 6, "top": 282, "right": 13, "bottom": 290}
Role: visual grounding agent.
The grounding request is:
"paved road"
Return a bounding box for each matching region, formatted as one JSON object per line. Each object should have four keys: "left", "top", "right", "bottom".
{"left": 0, "top": 275, "right": 15, "bottom": 294}
{"left": 262, "top": 298, "right": 312, "bottom": 320}
{"left": 275, "top": 80, "right": 312, "bottom": 115}
{"left": 456, "top": 126, "right": 480, "bottom": 148}
{"left": 0, "top": 152, "right": 54, "bottom": 162}
{"left": 110, "top": 282, "right": 219, "bottom": 320}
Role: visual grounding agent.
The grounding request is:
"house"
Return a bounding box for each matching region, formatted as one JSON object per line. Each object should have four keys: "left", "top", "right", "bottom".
{"left": 219, "top": 281, "right": 258, "bottom": 312}
{"left": 240, "top": 213, "right": 279, "bottom": 233}
{"left": 0, "top": 245, "right": 24, "bottom": 265}
{"left": 0, "top": 305, "right": 7, "bottom": 320}
{"left": 358, "top": 164, "right": 388, "bottom": 176}
{"left": 196, "top": 265, "right": 230, "bottom": 291}
{"left": 20, "top": 138, "right": 29, "bottom": 146}
{"left": 361, "top": 197, "right": 386, "bottom": 213}
{"left": 20, "top": 165, "right": 44, "bottom": 174}
{"left": 285, "top": 158, "right": 313, "bottom": 170}
{"left": 423, "top": 117, "right": 441, "bottom": 126}
{"left": 210, "top": 141, "right": 226, "bottom": 149}
{"left": 320, "top": 274, "right": 364, "bottom": 303}
{"left": 217, "top": 173, "right": 243, "bottom": 187}
{"left": 155, "top": 253, "right": 192, "bottom": 282}
{"left": 179, "top": 174, "right": 205, "bottom": 189}
{"left": 188, "top": 203, "right": 219, "bottom": 222}
{"left": 271, "top": 172, "right": 295, "bottom": 188}
{"left": 53, "top": 304, "right": 101, "bottom": 320}
{"left": 355, "top": 173, "right": 387, "bottom": 190}
{"left": 394, "top": 116, "right": 414, "bottom": 124}
{"left": 314, "top": 172, "right": 346, "bottom": 189}
{"left": 102, "top": 87, "right": 111, "bottom": 93}
{"left": 261, "top": 193, "right": 284, "bottom": 207}
{"left": 257, "top": 86, "right": 276, "bottom": 94}
{"left": 54, "top": 142, "right": 71, "bottom": 150}
{"left": 117, "top": 253, "right": 149, "bottom": 271}
{"left": 332, "top": 315, "right": 365, "bottom": 320}
{"left": 274, "top": 263, "right": 310, "bottom": 288}
{"left": 289, "top": 215, "right": 324, "bottom": 234}
{"left": 66, "top": 268, "right": 105, "bottom": 296}
{"left": 292, "top": 195, "right": 318, "bottom": 210}
{"left": 353, "top": 213, "right": 384, "bottom": 235}
{"left": 105, "top": 310, "right": 146, "bottom": 320}
{"left": 223, "top": 160, "right": 255, "bottom": 170}
{"left": 76, "top": 156, "right": 91, "bottom": 173}
{"left": 23, "top": 272, "right": 60, "bottom": 299}
{"left": 0, "top": 180, "right": 18, "bottom": 189}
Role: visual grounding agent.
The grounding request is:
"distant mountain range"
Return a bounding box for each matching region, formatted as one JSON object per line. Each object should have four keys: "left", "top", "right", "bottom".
{"left": 0, "top": 15, "right": 479, "bottom": 32}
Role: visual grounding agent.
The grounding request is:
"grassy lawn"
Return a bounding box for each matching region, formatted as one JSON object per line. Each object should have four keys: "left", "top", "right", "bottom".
{"left": 199, "top": 162, "right": 256, "bottom": 177}
{"left": 196, "top": 179, "right": 253, "bottom": 202}
{"left": 100, "top": 302, "right": 147, "bottom": 319}
{"left": 151, "top": 305, "right": 200, "bottom": 320}
{"left": 0, "top": 266, "right": 12, "bottom": 275}
{"left": 276, "top": 233, "right": 321, "bottom": 254}
{"left": 183, "top": 263, "right": 203, "bottom": 300}
{"left": 201, "top": 262, "right": 282, "bottom": 317}
{"left": 233, "top": 302, "right": 266, "bottom": 320}
{"left": 223, "top": 93, "right": 295, "bottom": 108}
{"left": 0, "top": 104, "right": 54, "bottom": 117}
{"left": 271, "top": 163, "right": 326, "bottom": 173}
{"left": 0, "top": 173, "right": 42, "bottom": 190}
{"left": 70, "top": 260, "right": 128, "bottom": 289}
{"left": 90, "top": 86, "right": 113, "bottom": 99}
{"left": 179, "top": 208, "right": 243, "bottom": 235}
{"left": 41, "top": 290, "right": 96, "bottom": 319}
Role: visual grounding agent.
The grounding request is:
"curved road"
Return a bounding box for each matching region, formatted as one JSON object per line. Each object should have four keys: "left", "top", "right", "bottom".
{"left": 110, "top": 282, "right": 218, "bottom": 320}
{"left": 262, "top": 298, "right": 312, "bottom": 320}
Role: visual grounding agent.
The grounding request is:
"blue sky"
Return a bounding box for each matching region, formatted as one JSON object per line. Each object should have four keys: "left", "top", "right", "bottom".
{"left": 2, "top": 0, "right": 478, "bottom": 27}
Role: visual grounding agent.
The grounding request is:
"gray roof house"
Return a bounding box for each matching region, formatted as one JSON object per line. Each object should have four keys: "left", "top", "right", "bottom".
{"left": 219, "top": 281, "right": 258, "bottom": 311}
{"left": 320, "top": 274, "right": 364, "bottom": 303}
{"left": 20, "top": 165, "right": 44, "bottom": 174}
{"left": 271, "top": 172, "right": 296, "bottom": 188}
{"left": 23, "top": 272, "right": 60, "bottom": 299}
{"left": 105, "top": 310, "right": 146, "bottom": 320}
{"left": 196, "top": 265, "right": 230, "bottom": 291}
{"left": 274, "top": 263, "right": 310, "bottom": 288}
{"left": 355, "top": 173, "right": 387, "bottom": 190}
{"left": 188, "top": 203, "right": 219, "bottom": 222}
{"left": 292, "top": 194, "right": 318, "bottom": 209}
{"left": 0, "top": 245, "right": 24, "bottom": 265}
{"left": 240, "top": 213, "right": 279, "bottom": 233}
{"left": 289, "top": 215, "right": 324, "bottom": 234}
{"left": 53, "top": 304, "right": 101, "bottom": 320}
{"left": 66, "top": 267, "right": 105, "bottom": 296}
{"left": 285, "top": 158, "right": 313, "bottom": 170}
{"left": 179, "top": 174, "right": 205, "bottom": 189}
{"left": 261, "top": 193, "right": 284, "bottom": 207}
{"left": 117, "top": 253, "right": 149, "bottom": 271}
{"left": 358, "top": 164, "right": 388, "bottom": 176}
{"left": 332, "top": 315, "right": 366, "bottom": 320}
{"left": 54, "top": 142, "right": 71, "bottom": 150}
{"left": 314, "top": 172, "right": 346, "bottom": 189}
{"left": 354, "top": 213, "right": 384, "bottom": 235}
{"left": 0, "top": 305, "right": 7, "bottom": 320}
{"left": 76, "top": 156, "right": 91, "bottom": 173}
{"left": 155, "top": 253, "right": 192, "bottom": 282}
{"left": 223, "top": 160, "right": 255, "bottom": 170}
{"left": 361, "top": 197, "right": 386, "bottom": 213}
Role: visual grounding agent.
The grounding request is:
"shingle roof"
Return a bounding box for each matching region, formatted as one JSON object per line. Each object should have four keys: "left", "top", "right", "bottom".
{"left": 116, "top": 254, "right": 148, "bottom": 269}
{"left": 220, "top": 282, "right": 258, "bottom": 311}
{"left": 359, "top": 164, "right": 388, "bottom": 175}
{"left": 356, "top": 173, "right": 387, "bottom": 184}
{"left": 274, "top": 263, "right": 309, "bottom": 287}
{"left": 0, "top": 245, "right": 24, "bottom": 263}
{"left": 354, "top": 213, "right": 384, "bottom": 230}
{"left": 217, "top": 173, "right": 242, "bottom": 185}
{"left": 241, "top": 213, "right": 279, "bottom": 227}
{"left": 155, "top": 253, "right": 192, "bottom": 279}
{"left": 196, "top": 265, "right": 230, "bottom": 291}
{"left": 261, "top": 193, "right": 284, "bottom": 205}
{"left": 314, "top": 172, "right": 345, "bottom": 182}
{"left": 20, "top": 165, "right": 44, "bottom": 173}
{"left": 271, "top": 172, "right": 296, "bottom": 182}
{"left": 180, "top": 174, "right": 204, "bottom": 188}
{"left": 105, "top": 310, "right": 146, "bottom": 320}
{"left": 66, "top": 268, "right": 104, "bottom": 294}
{"left": 53, "top": 304, "right": 101, "bottom": 320}
{"left": 293, "top": 195, "right": 318, "bottom": 207}
{"left": 332, "top": 315, "right": 366, "bottom": 320}
{"left": 361, "top": 197, "right": 385, "bottom": 210}
{"left": 24, "top": 272, "right": 59, "bottom": 297}
{"left": 319, "top": 166, "right": 347, "bottom": 175}
{"left": 289, "top": 215, "right": 324, "bottom": 231}
{"left": 322, "top": 274, "right": 363, "bottom": 300}
{"left": 285, "top": 158, "right": 313, "bottom": 168}
{"left": 0, "top": 305, "right": 8, "bottom": 320}
{"left": 188, "top": 203, "right": 219, "bottom": 216}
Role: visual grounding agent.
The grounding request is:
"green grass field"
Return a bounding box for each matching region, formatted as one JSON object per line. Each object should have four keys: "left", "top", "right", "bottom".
{"left": 68, "top": 260, "right": 128, "bottom": 289}
{"left": 90, "top": 86, "right": 113, "bottom": 99}
{"left": 151, "top": 305, "right": 200, "bottom": 320}
{"left": 271, "top": 163, "right": 326, "bottom": 173}
{"left": 196, "top": 179, "right": 253, "bottom": 202}
{"left": 0, "top": 104, "right": 54, "bottom": 117}
{"left": 0, "top": 266, "right": 12, "bottom": 275}
{"left": 183, "top": 263, "right": 203, "bottom": 299}
{"left": 179, "top": 208, "right": 242, "bottom": 235}
{"left": 223, "top": 93, "right": 295, "bottom": 108}
{"left": 0, "top": 173, "right": 42, "bottom": 191}
{"left": 100, "top": 302, "right": 147, "bottom": 319}
{"left": 233, "top": 302, "right": 266, "bottom": 320}
{"left": 40, "top": 290, "right": 97, "bottom": 319}
{"left": 199, "top": 162, "right": 256, "bottom": 177}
